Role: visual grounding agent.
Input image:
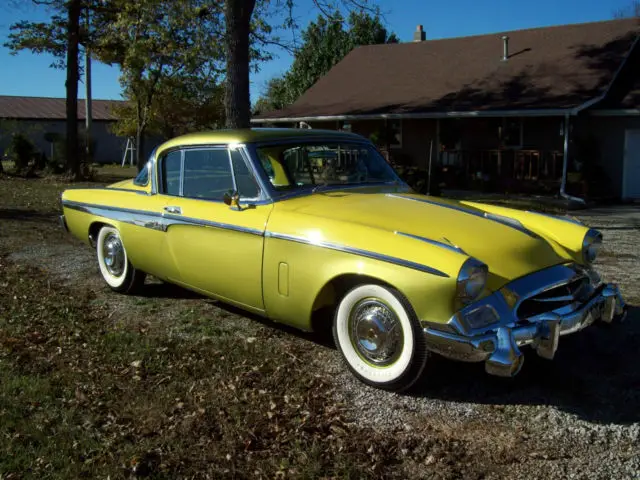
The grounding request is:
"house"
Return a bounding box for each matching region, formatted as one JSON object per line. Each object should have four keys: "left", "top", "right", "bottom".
{"left": 252, "top": 19, "right": 640, "bottom": 200}
{"left": 0, "top": 95, "right": 155, "bottom": 165}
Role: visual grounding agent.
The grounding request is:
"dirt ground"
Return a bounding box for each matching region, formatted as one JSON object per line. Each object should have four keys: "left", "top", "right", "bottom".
{"left": 0, "top": 172, "right": 638, "bottom": 479}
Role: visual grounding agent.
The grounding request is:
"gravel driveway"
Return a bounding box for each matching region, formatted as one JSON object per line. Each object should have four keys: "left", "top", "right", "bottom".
{"left": 3, "top": 204, "right": 639, "bottom": 478}
{"left": 327, "top": 206, "right": 640, "bottom": 479}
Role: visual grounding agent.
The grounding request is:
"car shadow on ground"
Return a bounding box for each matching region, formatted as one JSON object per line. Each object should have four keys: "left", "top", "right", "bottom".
{"left": 412, "top": 306, "right": 640, "bottom": 425}
{"left": 218, "top": 299, "right": 640, "bottom": 426}
{"left": 136, "top": 281, "right": 639, "bottom": 425}
{"left": 0, "top": 208, "right": 57, "bottom": 222}
{"left": 137, "top": 280, "right": 204, "bottom": 300}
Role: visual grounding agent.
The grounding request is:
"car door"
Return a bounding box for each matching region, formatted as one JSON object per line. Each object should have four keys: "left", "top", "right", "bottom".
{"left": 159, "top": 145, "right": 272, "bottom": 312}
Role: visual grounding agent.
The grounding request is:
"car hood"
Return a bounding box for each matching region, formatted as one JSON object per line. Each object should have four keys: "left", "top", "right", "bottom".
{"left": 277, "top": 190, "right": 568, "bottom": 288}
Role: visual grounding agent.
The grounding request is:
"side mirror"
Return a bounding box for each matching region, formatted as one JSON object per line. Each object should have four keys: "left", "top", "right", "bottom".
{"left": 223, "top": 190, "right": 240, "bottom": 210}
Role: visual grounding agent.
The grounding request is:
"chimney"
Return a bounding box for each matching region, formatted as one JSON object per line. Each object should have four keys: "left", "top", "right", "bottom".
{"left": 413, "top": 25, "right": 426, "bottom": 42}
{"left": 501, "top": 35, "right": 509, "bottom": 61}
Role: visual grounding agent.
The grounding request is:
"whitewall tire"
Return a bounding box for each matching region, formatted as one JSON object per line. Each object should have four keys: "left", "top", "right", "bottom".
{"left": 96, "top": 226, "right": 145, "bottom": 294}
{"left": 332, "top": 283, "right": 428, "bottom": 392}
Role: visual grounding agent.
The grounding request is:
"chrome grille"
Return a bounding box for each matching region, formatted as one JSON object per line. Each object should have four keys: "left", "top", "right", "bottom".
{"left": 517, "top": 275, "right": 590, "bottom": 320}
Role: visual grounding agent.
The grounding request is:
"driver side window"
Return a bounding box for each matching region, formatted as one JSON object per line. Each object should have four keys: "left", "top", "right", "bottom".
{"left": 183, "top": 149, "right": 233, "bottom": 201}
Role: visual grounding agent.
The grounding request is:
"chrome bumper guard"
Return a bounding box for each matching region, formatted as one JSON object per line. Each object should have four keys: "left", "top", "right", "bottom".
{"left": 424, "top": 283, "right": 627, "bottom": 378}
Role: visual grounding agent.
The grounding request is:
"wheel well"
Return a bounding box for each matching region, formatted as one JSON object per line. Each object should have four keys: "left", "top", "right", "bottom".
{"left": 88, "top": 221, "right": 111, "bottom": 247}
{"left": 310, "top": 273, "right": 395, "bottom": 337}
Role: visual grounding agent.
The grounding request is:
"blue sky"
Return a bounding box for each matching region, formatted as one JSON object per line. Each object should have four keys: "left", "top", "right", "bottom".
{"left": 0, "top": 0, "right": 634, "bottom": 103}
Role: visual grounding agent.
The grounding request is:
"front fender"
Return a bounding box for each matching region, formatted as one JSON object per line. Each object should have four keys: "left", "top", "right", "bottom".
{"left": 460, "top": 202, "right": 588, "bottom": 265}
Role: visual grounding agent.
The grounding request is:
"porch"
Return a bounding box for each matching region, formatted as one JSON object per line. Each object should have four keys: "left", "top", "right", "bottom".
{"left": 332, "top": 116, "right": 587, "bottom": 196}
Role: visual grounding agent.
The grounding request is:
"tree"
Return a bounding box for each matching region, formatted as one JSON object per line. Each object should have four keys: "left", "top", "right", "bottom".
{"left": 7, "top": 0, "right": 226, "bottom": 171}
{"left": 95, "top": 0, "right": 225, "bottom": 169}
{"left": 614, "top": 1, "right": 640, "bottom": 18}
{"left": 224, "top": 0, "right": 256, "bottom": 129}
{"left": 252, "top": 76, "right": 290, "bottom": 116}
{"left": 5, "top": 0, "right": 89, "bottom": 179}
{"left": 65, "top": 0, "right": 81, "bottom": 179}
{"left": 254, "top": 9, "right": 397, "bottom": 114}
{"left": 225, "top": 0, "right": 387, "bottom": 128}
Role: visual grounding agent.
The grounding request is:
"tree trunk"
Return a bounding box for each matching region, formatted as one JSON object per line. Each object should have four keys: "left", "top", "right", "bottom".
{"left": 135, "top": 125, "right": 146, "bottom": 171}
{"left": 65, "top": 0, "right": 81, "bottom": 180}
{"left": 224, "top": 0, "right": 256, "bottom": 129}
{"left": 135, "top": 97, "right": 147, "bottom": 171}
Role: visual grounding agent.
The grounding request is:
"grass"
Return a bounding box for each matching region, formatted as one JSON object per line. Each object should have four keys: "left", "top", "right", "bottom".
{"left": 0, "top": 173, "right": 404, "bottom": 479}
{"left": 0, "top": 260, "right": 402, "bottom": 478}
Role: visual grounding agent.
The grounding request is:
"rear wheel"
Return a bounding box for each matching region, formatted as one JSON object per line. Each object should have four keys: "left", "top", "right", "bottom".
{"left": 96, "top": 226, "right": 145, "bottom": 294}
{"left": 332, "top": 284, "right": 428, "bottom": 392}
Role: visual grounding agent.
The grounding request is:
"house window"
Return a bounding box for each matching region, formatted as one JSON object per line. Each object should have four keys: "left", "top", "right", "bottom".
{"left": 389, "top": 119, "right": 402, "bottom": 149}
{"left": 500, "top": 118, "right": 523, "bottom": 148}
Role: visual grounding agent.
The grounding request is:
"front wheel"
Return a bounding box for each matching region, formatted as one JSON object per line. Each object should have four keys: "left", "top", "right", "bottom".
{"left": 96, "top": 226, "right": 145, "bottom": 294}
{"left": 332, "top": 284, "right": 428, "bottom": 392}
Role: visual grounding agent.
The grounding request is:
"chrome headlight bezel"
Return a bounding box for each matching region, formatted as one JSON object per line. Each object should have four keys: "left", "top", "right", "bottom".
{"left": 582, "top": 229, "right": 602, "bottom": 264}
{"left": 456, "top": 258, "right": 489, "bottom": 305}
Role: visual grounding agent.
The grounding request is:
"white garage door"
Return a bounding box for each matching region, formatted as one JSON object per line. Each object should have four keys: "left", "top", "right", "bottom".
{"left": 624, "top": 129, "right": 640, "bottom": 199}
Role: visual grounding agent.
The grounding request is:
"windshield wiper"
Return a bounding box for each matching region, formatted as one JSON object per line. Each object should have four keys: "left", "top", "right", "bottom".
{"left": 310, "top": 179, "right": 398, "bottom": 194}
{"left": 311, "top": 182, "right": 333, "bottom": 194}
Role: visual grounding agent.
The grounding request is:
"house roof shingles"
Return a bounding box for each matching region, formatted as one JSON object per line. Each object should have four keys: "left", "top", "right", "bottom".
{"left": 256, "top": 18, "right": 639, "bottom": 120}
{"left": 0, "top": 95, "right": 123, "bottom": 121}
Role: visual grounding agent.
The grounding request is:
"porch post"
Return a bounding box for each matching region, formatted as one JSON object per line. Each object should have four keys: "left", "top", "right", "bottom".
{"left": 560, "top": 113, "right": 570, "bottom": 195}
{"left": 436, "top": 119, "right": 440, "bottom": 164}
{"left": 559, "top": 113, "right": 585, "bottom": 203}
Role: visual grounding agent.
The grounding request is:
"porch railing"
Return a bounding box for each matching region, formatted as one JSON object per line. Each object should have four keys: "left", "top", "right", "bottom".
{"left": 438, "top": 149, "right": 564, "bottom": 189}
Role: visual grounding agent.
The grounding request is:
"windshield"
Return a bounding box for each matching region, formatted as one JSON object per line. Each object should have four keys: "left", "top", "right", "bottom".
{"left": 255, "top": 141, "right": 402, "bottom": 193}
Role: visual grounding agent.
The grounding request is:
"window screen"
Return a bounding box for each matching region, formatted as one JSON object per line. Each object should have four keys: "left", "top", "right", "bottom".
{"left": 231, "top": 149, "right": 260, "bottom": 198}
{"left": 183, "top": 149, "right": 233, "bottom": 200}
{"left": 161, "top": 151, "right": 182, "bottom": 195}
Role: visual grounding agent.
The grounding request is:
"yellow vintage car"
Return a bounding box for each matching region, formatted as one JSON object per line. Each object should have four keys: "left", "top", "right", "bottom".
{"left": 60, "top": 129, "right": 627, "bottom": 391}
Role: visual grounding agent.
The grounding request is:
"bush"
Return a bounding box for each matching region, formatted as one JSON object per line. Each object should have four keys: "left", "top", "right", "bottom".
{"left": 7, "top": 133, "right": 36, "bottom": 172}
{"left": 51, "top": 135, "right": 97, "bottom": 177}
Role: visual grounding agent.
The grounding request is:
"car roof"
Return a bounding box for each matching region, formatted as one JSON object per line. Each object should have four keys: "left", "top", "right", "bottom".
{"left": 156, "top": 128, "right": 367, "bottom": 152}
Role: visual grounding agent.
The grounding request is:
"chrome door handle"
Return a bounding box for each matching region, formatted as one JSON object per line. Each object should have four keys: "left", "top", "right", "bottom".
{"left": 164, "top": 206, "right": 182, "bottom": 215}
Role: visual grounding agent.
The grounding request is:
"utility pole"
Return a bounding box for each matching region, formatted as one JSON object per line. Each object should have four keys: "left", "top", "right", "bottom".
{"left": 84, "top": 4, "right": 92, "bottom": 160}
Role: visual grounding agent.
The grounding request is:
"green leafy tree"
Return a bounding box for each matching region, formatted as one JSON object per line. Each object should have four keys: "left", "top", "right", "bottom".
{"left": 95, "top": 0, "right": 226, "bottom": 169}
{"left": 614, "top": 1, "right": 640, "bottom": 18}
{"left": 253, "top": 9, "right": 397, "bottom": 115}
{"left": 252, "top": 76, "right": 291, "bottom": 116}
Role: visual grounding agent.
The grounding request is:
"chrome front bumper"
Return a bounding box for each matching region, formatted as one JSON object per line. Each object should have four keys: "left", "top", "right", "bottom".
{"left": 424, "top": 270, "right": 627, "bottom": 377}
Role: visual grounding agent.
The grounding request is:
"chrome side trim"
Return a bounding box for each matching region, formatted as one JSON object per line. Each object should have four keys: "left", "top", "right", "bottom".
{"left": 162, "top": 213, "right": 263, "bottom": 236}
{"left": 61, "top": 200, "right": 264, "bottom": 236}
{"left": 387, "top": 194, "right": 540, "bottom": 239}
{"left": 265, "top": 231, "right": 449, "bottom": 277}
{"left": 394, "top": 231, "right": 466, "bottom": 255}
{"left": 62, "top": 200, "right": 448, "bottom": 276}
{"left": 85, "top": 187, "right": 151, "bottom": 196}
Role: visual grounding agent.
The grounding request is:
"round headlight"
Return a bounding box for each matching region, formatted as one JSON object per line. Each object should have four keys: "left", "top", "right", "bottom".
{"left": 457, "top": 258, "right": 488, "bottom": 304}
{"left": 582, "top": 229, "right": 602, "bottom": 264}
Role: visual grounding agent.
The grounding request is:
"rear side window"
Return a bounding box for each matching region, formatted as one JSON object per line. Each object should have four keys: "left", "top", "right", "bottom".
{"left": 183, "top": 149, "right": 233, "bottom": 200}
{"left": 161, "top": 151, "right": 182, "bottom": 195}
{"left": 231, "top": 149, "right": 260, "bottom": 199}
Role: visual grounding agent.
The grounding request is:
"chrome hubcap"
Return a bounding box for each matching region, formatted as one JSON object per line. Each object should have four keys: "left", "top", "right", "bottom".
{"left": 102, "top": 233, "right": 125, "bottom": 277}
{"left": 349, "top": 299, "right": 403, "bottom": 366}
